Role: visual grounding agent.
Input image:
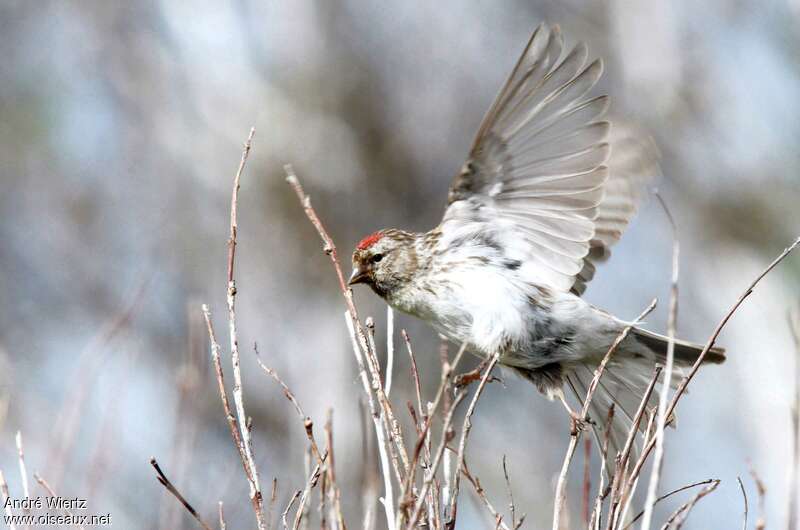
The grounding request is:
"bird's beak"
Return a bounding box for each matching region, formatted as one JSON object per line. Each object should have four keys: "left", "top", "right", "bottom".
{"left": 348, "top": 265, "right": 369, "bottom": 286}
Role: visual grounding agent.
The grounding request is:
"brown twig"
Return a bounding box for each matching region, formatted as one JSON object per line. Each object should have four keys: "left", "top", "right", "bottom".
{"left": 324, "top": 410, "right": 346, "bottom": 530}
{"left": 590, "top": 404, "right": 615, "bottom": 530}
{"left": 399, "top": 343, "right": 468, "bottom": 525}
{"left": 149, "top": 458, "right": 212, "bottom": 530}
{"left": 626, "top": 236, "right": 800, "bottom": 502}
{"left": 364, "top": 317, "right": 409, "bottom": 482}
{"left": 552, "top": 299, "right": 658, "bottom": 530}
{"left": 34, "top": 472, "right": 87, "bottom": 530}
{"left": 582, "top": 437, "right": 592, "bottom": 528}
{"left": 502, "top": 456, "right": 523, "bottom": 530}
{"left": 218, "top": 501, "right": 226, "bottom": 530}
{"left": 406, "top": 389, "right": 468, "bottom": 530}
{"left": 749, "top": 464, "right": 766, "bottom": 530}
{"left": 0, "top": 470, "right": 15, "bottom": 530}
{"left": 606, "top": 366, "right": 663, "bottom": 529}
{"left": 401, "top": 330, "right": 424, "bottom": 423}
{"left": 344, "top": 314, "right": 396, "bottom": 529}
{"left": 224, "top": 127, "right": 265, "bottom": 529}
{"left": 447, "top": 352, "right": 501, "bottom": 529}
{"left": 253, "top": 343, "right": 323, "bottom": 464}
{"left": 659, "top": 479, "right": 720, "bottom": 530}
{"left": 623, "top": 479, "right": 719, "bottom": 529}
{"left": 284, "top": 164, "right": 370, "bottom": 353}
{"left": 268, "top": 479, "right": 278, "bottom": 530}
{"left": 292, "top": 456, "right": 326, "bottom": 530}
{"left": 460, "top": 460, "right": 511, "bottom": 530}
{"left": 202, "top": 306, "right": 256, "bottom": 482}
{"left": 283, "top": 490, "right": 302, "bottom": 530}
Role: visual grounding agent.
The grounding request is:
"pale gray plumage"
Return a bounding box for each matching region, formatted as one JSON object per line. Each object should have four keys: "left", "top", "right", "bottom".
{"left": 350, "top": 23, "right": 724, "bottom": 477}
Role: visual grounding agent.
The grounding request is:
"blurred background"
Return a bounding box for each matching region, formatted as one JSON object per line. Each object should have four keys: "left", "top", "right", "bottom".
{"left": 1, "top": 0, "right": 799, "bottom": 528}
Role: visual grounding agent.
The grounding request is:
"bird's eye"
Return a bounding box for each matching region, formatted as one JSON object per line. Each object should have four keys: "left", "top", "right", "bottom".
{"left": 371, "top": 253, "right": 384, "bottom": 264}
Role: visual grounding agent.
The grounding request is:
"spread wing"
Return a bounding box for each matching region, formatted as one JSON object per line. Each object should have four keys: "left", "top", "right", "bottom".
{"left": 441, "top": 23, "right": 659, "bottom": 294}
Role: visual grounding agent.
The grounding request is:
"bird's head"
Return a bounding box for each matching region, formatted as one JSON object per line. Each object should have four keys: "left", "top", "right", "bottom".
{"left": 349, "top": 229, "right": 418, "bottom": 298}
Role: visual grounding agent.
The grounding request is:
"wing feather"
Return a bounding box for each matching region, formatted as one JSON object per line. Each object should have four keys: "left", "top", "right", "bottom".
{"left": 442, "top": 24, "right": 659, "bottom": 294}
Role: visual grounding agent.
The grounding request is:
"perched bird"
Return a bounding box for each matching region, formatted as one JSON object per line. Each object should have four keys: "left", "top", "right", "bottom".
{"left": 348, "top": 23, "right": 724, "bottom": 458}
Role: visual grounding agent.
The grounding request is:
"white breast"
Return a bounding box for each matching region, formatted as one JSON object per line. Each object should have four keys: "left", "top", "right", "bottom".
{"left": 389, "top": 260, "right": 534, "bottom": 356}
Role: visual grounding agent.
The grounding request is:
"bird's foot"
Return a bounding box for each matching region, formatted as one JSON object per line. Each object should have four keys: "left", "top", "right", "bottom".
{"left": 454, "top": 359, "right": 503, "bottom": 389}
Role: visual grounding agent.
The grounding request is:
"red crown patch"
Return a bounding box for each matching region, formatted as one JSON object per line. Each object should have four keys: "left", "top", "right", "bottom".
{"left": 357, "top": 231, "right": 384, "bottom": 250}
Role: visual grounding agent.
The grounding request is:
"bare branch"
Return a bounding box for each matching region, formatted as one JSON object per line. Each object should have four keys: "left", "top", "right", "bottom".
{"left": 282, "top": 490, "right": 302, "bottom": 530}
{"left": 345, "top": 313, "right": 396, "bottom": 530}
{"left": 15, "top": 431, "right": 29, "bottom": 501}
{"left": 659, "top": 479, "right": 720, "bottom": 530}
{"left": 34, "top": 472, "right": 87, "bottom": 530}
{"left": 149, "top": 458, "right": 212, "bottom": 530}
{"left": 738, "top": 476, "right": 749, "bottom": 530}
{"left": 0, "top": 470, "right": 16, "bottom": 530}
{"left": 627, "top": 236, "right": 800, "bottom": 500}
{"left": 641, "top": 192, "right": 681, "bottom": 530}
{"left": 623, "top": 479, "right": 719, "bottom": 529}
{"left": 553, "top": 299, "right": 657, "bottom": 530}
{"left": 225, "top": 127, "right": 265, "bottom": 529}
{"left": 447, "top": 352, "right": 502, "bottom": 529}
{"left": 461, "top": 460, "right": 511, "bottom": 530}
{"left": 790, "top": 304, "right": 800, "bottom": 530}
{"left": 253, "top": 343, "right": 323, "bottom": 464}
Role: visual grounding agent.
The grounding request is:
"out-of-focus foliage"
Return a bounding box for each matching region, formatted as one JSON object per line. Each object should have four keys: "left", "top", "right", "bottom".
{"left": 0, "top": 1, "right": 798, "bottom": 528}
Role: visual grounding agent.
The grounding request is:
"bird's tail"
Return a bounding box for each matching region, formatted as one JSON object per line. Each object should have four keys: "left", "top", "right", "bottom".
{"left": 565, "top": 329, "right": 725, "bottom": 479}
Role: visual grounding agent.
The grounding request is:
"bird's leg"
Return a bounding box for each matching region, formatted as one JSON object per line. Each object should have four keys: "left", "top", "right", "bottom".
{"left": 554, "top": 388, "right": 590, "bottom": 435}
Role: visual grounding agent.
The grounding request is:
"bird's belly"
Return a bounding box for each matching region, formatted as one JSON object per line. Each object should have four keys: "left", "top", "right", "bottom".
{"left": 389, "top": 266, "right": 538, "bottom": 356}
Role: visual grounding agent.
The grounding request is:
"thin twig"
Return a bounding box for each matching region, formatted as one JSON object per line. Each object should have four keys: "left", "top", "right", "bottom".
{"left": 590, "top": 405, "right": 615, "bottom": 530}
{"left": 225, "top": 127, "right": 265, "bottom": 529}
{"left": 386, "top": 307, "right": 395, "bottom": 397}
{"left": 627, "top": 236, "right": 800, "bottom": 498}
{"left": 461, "top": 460, "right": 511, "bottom": 530}
{"left": 282, "top": 491, "right": 302, "bottom": 530}
{"left": 150, "top": 458, "right": 212, "bottom": 530}
{"left": 34, "top": 472, "right": 86, "bottom": 530}
{"left": 641, "top": 192, "right": 681, "bottom": 530}
{"left": 402, "top": 330, "right": 423, "bottom": 424}
{"left": 202, "top": 305, "right": 255, "bottom": 483}
{"left": 749, "top": 464, "right": 766, "bottom": 530}
{"left": 738, "top": 476, "right": 749, "bottom": 530}
{"left": 292, "top": 457, "right": 326, "bottom": 530}
{"left": 219, "top": 501, "right": 226, "bottom": 530}
{"left": 345, "top": 313, "right": 396, "bottom": 530}
{"left": 447, "top": 352, "right": 502, "bottom": 529}
{"left": 790, "top": 305, "right": 800, "bottom": 530}
{"left": 364, "top": 318, "right": 407, "bottom": 484}
{"left": 15, "top": 432, "right": 29, "bottom": 500}
{"left": 0, "top": 470, "right": 16, "bottom": 530}
{"left": 253, "top": 343, "right": 323, "bottom": 463}
{"left": 406, "top": 390, "right": 468, "bottom": 530}
{"left": 623, "top": 479, "right": 719, "bottom": 529}
{"left": 659, "top": 479, "right": 720, "bottom": 530}
{"left": 268, "top": 479, "right": 278, "bottom": 530}
{"left": 606, "top": 366, "right": 663, "bottom": 529}
{"left": 502, "top": 456, "right": 523, "bottom": 530}
{"left": 553, "top": 299, "right": 658, "bottom": 530}
{"left": 324, "top": 410, "right": 346, "bottom": 530}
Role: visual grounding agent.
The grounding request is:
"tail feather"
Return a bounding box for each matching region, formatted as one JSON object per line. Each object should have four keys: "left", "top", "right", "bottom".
{"left": 631, "top": 327, "right": 726, "bottom": 365}
{"left": 565, "top": 329, "right": 726, "bottom": 480}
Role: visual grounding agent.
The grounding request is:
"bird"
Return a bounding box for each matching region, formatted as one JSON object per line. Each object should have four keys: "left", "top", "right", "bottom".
{"left": 347, "top": 23, "right": 725, "bottom": 462}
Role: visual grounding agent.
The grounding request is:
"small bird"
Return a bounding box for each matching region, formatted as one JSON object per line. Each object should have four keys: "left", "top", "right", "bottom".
{"left": 348, "top": 23, "right": 724, "bottom": 457}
